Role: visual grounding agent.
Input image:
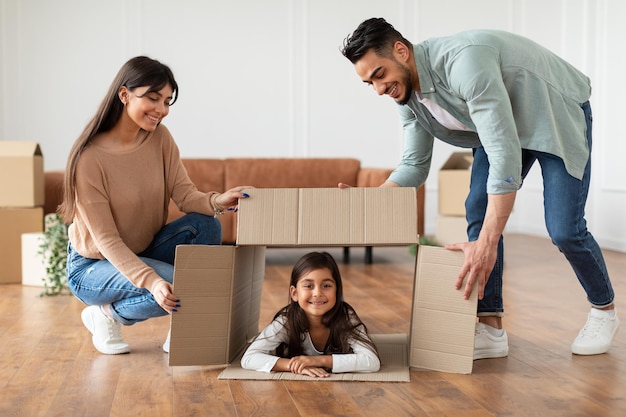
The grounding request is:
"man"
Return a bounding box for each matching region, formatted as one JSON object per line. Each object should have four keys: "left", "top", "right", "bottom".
{"left": 341, "top": 17, "right": 619, "bottom": 359}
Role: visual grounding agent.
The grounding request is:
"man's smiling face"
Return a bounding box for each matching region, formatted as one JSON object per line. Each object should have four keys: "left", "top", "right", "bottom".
{"left": 354, "top": 47, "right": 415, "bottom": 105}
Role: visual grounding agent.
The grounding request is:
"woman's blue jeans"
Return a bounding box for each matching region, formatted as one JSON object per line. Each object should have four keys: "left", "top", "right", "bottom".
{"left": 67, "top": 213, "right": 222, "bottom": 325}
{"left": 466, "top": 101, "right": 614, "bottom": 316}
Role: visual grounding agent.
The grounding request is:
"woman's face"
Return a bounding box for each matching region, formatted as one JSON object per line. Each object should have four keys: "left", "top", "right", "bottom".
{"left": 121, "top": 84, "right": 173, "bottom": 131}
{"left": 290, "top": 267, "right": 337, "bottom": 319}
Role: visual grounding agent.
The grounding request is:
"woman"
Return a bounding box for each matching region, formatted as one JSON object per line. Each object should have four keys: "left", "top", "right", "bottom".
{"left": 59, "top": 56, "right": 249, "bottom": 355}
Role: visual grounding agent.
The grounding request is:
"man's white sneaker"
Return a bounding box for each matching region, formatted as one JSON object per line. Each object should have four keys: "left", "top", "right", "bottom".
{"left": 81, "top": 306, "right": 130, "bottom": 355}
{"left": 571, "top": 308, "right": 619, "bottom": 355}
{"left": 474, "top": 322, "right": 509, "bottom": 360}
{"left": 163, "top": 329, "right": 171, "bottom": 353}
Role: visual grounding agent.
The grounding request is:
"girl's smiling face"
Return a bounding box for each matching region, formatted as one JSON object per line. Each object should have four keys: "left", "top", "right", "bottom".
{"left": 290, "top": 267, "right": 337, "bottom": 319}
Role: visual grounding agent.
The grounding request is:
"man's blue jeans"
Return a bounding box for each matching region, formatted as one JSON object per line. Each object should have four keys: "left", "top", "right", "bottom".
{"left": 67, "top": 213, "right": 222, "bottom": 325}
{"left": 466, "top": 101, "right": 614, "bottom": 316}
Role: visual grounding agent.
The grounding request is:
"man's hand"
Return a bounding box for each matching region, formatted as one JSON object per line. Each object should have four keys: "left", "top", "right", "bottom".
{"left": 447, "top": 192, "right": 516, "bottom": 300}
{"left": 446, "top": 239, "right": 497, "bottom": 300}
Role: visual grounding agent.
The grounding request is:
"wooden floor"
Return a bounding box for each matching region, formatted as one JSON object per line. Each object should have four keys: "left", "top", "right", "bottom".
{"left": 1, "top": 234, "right": 624, "bottom": 417}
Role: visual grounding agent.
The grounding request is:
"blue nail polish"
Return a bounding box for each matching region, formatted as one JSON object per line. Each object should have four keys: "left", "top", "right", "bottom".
{"left": 172, "top": 308, "right": 178, "bottom": 312}
{"left": 227, "top": 207, "right": 234, "bottom": 211}
{"left": 243, "top": 193, "right": 249, "bottom": 197}
{"left": 176, "top": 304, "right": 181, "bottom": 307}
{"left": 234, "top": 208, "right": 238, "bottom": 212}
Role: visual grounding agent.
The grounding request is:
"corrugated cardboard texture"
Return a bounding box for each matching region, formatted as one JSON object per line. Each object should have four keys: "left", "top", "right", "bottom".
{"left": 236, "top": 188, "right": 418, "bottom": 246}
{"left": 0, "top": 207, "right": 43, "bottom": 284}
{"left": 218, "top": 333, "right": 410, "bottom": 382}
{"left": 410, "top": 245, "right": 477, "bottom": 374}
{"left": 0, "top": 141, "right": 44, "bottom": 207}
{"left": 435, "top": 215, "right": 469, "bottom": 246}
{"left": 168, "top": 245, "right": 265, "bottom": 366}
{"left": 438, "top": 152, "right": 473, "bottom": 217}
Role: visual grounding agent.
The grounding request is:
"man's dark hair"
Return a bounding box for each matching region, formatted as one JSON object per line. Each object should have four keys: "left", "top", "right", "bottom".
{"left": 341, "top": 17, "right": 412, "bottom": 63}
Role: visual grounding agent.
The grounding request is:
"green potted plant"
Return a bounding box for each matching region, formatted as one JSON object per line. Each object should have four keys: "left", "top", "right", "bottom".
{"left": 38, "top": 213, "right": 70, "bottom": 296}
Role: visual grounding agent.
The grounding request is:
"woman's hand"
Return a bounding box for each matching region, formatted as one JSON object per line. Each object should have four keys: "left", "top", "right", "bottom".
{"left": 213, "top": 186, "right": 254, "bottom": 213}
{"left": 151, "top": 279, "right": 179, "bottom": 314}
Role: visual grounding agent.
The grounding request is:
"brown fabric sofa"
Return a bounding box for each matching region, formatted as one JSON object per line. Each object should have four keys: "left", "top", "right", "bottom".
{"left": 44, "top": 158, "right": 425, "bottom": 262}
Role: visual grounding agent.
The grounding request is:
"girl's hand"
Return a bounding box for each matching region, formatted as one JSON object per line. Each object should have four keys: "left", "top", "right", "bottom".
{"left": 299, "top": 367, "right": 330, "bottom": 378}
{"left": 288, "top": 356, "right": 329, "bottom": 376}
{"left": 151, "top": 279, "right": 179, "bottom": 314}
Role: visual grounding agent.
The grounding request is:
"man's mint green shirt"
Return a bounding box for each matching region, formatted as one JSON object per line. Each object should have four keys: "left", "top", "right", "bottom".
{"left": 388, "top": 30, "right": 591, "bottom": 194}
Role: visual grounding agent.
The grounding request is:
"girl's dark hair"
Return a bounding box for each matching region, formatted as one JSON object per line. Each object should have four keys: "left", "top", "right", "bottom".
{"left": 58, "top": 56, "right": 178, "bottom": 223}
{"left": 273, "top": 252, "right": 379, "bottom": 360}
{"left": 341, "top": 17, "right": 412, "bottom": 64}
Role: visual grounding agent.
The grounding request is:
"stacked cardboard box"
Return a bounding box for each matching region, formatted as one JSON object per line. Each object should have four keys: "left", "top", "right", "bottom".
{"left": 169, "top": 187, "right": 477, "bottom": 374}
{"left": 436, "top": 152, "right": 473, "bottom": 245}
{"left": 0, "top": 141, "right": 45, "bottom": 284}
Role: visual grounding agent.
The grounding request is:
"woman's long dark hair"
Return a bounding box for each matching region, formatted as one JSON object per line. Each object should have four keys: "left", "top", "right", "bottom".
{"left": 273, "top": 252, "right": 379, "bottom": 359}
{"left": 58, "top": 56, "right": 178, "bottom": 224}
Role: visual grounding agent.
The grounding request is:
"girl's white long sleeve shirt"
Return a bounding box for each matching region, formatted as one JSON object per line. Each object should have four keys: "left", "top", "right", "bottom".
{"left": 240, "top": 316, "right": 380, "bottom": 374}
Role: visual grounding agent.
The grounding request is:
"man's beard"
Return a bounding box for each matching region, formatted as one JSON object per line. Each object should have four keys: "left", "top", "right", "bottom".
{"left": 396, "top": 64, "right": 414, "bottom": 105}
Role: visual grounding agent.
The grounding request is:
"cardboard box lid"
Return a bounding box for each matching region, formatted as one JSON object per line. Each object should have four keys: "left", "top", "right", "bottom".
{"left": 409, "top": 245, "right": 477, "bottom": 374}
{"left": 0, "top": 141, "right": 42, "bottom": 157}
{"left": 236, "top": 187, "right": 419, "bottom": 246}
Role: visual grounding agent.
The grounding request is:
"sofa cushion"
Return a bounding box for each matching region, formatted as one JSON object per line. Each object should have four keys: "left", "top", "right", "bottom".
{"left": 43, "top": 171, "right": 65, "bottom": 216}
{"left": 224, "top": 158, "right": 361, "bottom": 189}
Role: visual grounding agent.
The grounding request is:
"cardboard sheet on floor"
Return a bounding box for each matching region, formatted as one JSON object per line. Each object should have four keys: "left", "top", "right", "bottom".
{"left": 218, "top": 333, "right": 410, "bottom": 382}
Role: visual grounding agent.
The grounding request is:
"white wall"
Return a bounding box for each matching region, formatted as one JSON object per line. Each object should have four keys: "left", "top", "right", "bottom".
{"left": 1, "top": 0, "right": 624, "bottom": 252}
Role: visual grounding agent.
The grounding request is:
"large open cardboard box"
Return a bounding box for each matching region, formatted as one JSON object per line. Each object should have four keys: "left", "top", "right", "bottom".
{"left": 0, "top": 141, "right": 44, "bottom": 207}
{"left": 169, "top": 187, "right": 476, "bottom": 374}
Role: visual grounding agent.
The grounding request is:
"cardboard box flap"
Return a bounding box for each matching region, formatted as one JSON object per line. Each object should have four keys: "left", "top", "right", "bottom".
{"left": 237, "top": 187, "right": 418, "bottom": 246}
{"left": 409, "top": 245, "right": 477, "bottom": 374}
{"left": 0, "top": 141, "right": 44, "bottom": 207}
{"left": 169, "top": 245, "right": 266, "bottom": 367}
{"left": 438, "top": 152, "right": 473, "bottom": 217}
{"left": 440, "top": 152, "right": 473, "bottom": 170}
{"left": 0, "top": 141, "right": 42, "bottom": 156}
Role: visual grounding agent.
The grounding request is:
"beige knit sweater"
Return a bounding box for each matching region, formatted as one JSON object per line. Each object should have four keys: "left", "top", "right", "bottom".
{"left": 68, "top": 124, "right": 216, "bottom": 293}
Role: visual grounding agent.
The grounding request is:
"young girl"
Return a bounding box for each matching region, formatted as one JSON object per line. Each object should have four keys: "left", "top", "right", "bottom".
{"left": 241, "top": 251, "right": 380, "bottom": 377}
{"left": 60, "top": 56, "right": 250, "bottom": 355}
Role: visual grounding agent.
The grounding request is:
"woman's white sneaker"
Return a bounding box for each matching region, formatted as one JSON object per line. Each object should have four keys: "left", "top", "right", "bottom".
{"left": 571, "top": 308, "right": 619, "bottom": 355}
{"left": 163, "top": 329, "right": 171, "bottom": 353}
{"left": 81, "top": 306, "right": 130, "bottom": 355}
